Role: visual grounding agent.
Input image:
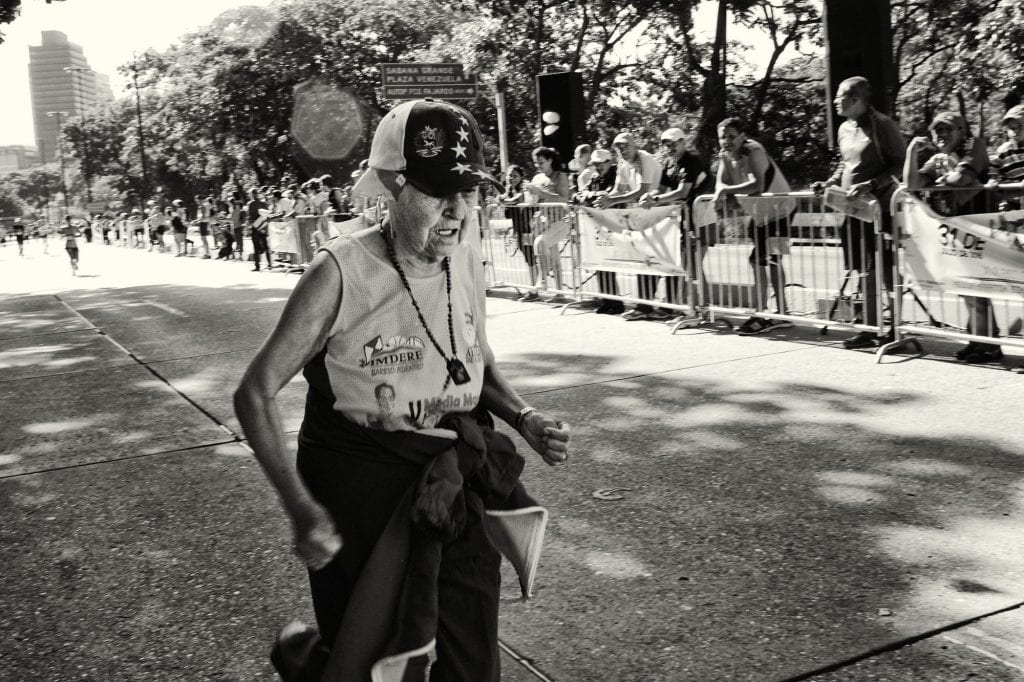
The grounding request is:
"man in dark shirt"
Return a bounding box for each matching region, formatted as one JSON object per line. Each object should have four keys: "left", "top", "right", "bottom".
{"left": 246, "top": 187, "right": 272, "bottom": 271}
{"left": 817, "top": 76, "right": 906, "bottom": 349}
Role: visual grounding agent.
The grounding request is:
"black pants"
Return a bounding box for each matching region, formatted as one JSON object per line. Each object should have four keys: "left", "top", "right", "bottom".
{"left": 297, "top": 444, "right": 501, "bottom": 681}
{"left": 251, "top": 230, "right": 272, "bottom": 268}
{"left": 840, "top": 216, "right": 895, "bottom": 327}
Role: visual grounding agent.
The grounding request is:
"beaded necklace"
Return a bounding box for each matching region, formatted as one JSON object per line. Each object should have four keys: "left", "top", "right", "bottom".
{"left": 380, "top": 223, "right": 470, "bottom": 390}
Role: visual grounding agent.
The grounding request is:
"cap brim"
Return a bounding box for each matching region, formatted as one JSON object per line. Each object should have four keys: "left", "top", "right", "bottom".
{"left": 406, "top": 164, "right": 499, "bottom": 198}
{"left": 350, "top": 168, "right": 390, "bottom": 200}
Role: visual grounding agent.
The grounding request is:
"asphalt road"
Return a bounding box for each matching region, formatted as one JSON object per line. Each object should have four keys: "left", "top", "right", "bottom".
{"left": 1, "top": 237, "right": 1022, "bottom": 681}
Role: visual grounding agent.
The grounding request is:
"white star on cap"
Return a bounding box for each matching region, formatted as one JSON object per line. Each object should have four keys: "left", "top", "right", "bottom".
{"left": 451, "top": 162, "right": 472, "bottom": 175}
{"left": 451, "top": 141, "right": 467, "bottom": 158}
{"left": 472, "top": 169, "right": 491, "bottom": 180}
{"left": 456, "top": 127, "right": 470, "bottom": 142}
{"left": 458, "top": 115, "right": 469, "bottom": 127}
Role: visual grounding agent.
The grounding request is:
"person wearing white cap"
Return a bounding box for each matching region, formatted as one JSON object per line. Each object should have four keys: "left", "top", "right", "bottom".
{"left": 234, "top": 99, "right": 570, "bottom": 681}
{"left": 600, "top": 131, "right": 672, "bottom": 320}
{"left": 906, "top": 109, "right": 1000, "bottom": 365}
{"left": 988, "top": 104, "right": 1024, "bottom": 194}
{"left": 639, "top": 127, "right": 712, "bottom": 321}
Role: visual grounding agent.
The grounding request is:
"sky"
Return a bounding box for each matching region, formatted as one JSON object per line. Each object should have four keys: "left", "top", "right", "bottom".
{"left": 0, "top": 0, "right": 783, "bottom": 148}
{"left": 0, "top": 0, "right": 276, "bottom": 147}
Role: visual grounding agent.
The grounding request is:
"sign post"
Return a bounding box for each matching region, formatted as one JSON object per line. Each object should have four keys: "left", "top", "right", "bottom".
{"left": 380, "top": 63, "right": 479, "bottom": 101}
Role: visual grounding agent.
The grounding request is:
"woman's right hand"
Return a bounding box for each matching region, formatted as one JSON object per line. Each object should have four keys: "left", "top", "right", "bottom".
{"left": 908, "top": 136, "right": 932, "bottom": 152}
{"left": 292, "top": 501, "right": 343, "bottom": 571}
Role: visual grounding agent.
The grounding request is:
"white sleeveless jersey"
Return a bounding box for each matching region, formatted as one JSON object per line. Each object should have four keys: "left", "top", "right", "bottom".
{"left": 314, "top": 228, "right": 487, "bottom": 433}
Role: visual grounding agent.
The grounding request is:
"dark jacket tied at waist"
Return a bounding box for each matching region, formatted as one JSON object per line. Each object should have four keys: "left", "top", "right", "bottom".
{"left": 316, "top": 410, "right": 548, "bottom": 682}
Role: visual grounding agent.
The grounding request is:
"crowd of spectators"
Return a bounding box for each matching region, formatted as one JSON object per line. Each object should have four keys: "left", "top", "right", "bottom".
{"left": 6, "top": 81, "right": 1022, "bottom": 368}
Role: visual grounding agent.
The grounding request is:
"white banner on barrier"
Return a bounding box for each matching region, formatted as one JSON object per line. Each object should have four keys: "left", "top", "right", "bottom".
{"left": 268, "top": 221, "right": 299, "bottom": 254}
{"left": 578, "top": 206, "right": 683, "bottom": 274}
{"left": 901, "top": 194, "right": 1024, "bottom": 300}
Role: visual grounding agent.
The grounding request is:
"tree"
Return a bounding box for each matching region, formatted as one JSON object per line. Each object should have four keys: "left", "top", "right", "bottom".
{"left": 0, "top": 0, "right": 65, "bottom": 44}
{"left": 0, "top": 183, "right": 26, "bottom": 217}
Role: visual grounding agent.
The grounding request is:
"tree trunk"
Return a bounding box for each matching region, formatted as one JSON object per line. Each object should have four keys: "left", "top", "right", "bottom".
{"left": 695, "top": 0, "right": 728, "bottom": 162}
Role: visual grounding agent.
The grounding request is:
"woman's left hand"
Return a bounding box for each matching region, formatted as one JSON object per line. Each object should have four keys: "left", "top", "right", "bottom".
{"left": 520, "top": 411, "right": 571, "bottom": 465}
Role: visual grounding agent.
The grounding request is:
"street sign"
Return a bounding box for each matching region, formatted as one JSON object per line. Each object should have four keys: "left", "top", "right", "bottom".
{"left": 380, "top": 63, "right": 479, "bottom": 100}
{"left": 381, "top": 84, "right": 479, "bottom": 100}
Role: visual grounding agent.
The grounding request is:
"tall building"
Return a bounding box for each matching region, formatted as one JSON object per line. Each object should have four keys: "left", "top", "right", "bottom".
{"left": 28, "top": 31, "right": 110, "bottom": 163}
{"left": 0, "top": 145, "right": 40, "bottom": 173}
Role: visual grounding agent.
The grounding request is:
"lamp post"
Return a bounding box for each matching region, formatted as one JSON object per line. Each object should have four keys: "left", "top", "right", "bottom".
{"left": 131, "top": 53, "right": 150, "bottom": 211}
{"left": 64, "top": 66, "right": 94, "bottom": 203}
{"left": 46, "top": 111, "right": 70, "bottom": 213}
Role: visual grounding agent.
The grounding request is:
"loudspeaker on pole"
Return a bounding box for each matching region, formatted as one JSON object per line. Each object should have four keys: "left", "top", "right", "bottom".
{"left": 536, "top": 72, "right": 586, "bottom": 163}
{"left": 824, "top": 0, "right": 896, "bottom": 141}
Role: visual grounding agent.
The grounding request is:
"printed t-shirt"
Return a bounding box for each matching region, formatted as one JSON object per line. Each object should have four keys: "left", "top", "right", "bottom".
{"left": 306, "top": 228, "right": 487, "bottom": 438}
{"left": 615, "top": 149, "right": 661, "bottom": 194}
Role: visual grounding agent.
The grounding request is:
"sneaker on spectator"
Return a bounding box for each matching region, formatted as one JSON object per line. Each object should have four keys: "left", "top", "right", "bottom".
{"left": 595, "top": 300, "right": 625, "bottom": 315}
{"left": 546, "top": 293, "right": 573, "bottom": 304}
{"left": 737, "top": 316, "right": 790, "bottom": 335}
{"left": 517, "top": 291, "right": 540, "bottom": 302}
{"left": 842, "top": 331, "right": 878, "bottom": 349}
{"left": 621, "top": 308, "right": 650, "bottom": 321}
{"left": 956, "top": 342, "right": 1003, "bottom": 364}
{"left": 645, "top": 308, "right": 672, "bottom": 321}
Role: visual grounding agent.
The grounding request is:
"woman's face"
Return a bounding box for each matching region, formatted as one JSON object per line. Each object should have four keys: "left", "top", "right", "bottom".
{"left": 1003, "top": 118, "right": 1022, "bottom": 142}
{"left": 930, "top": 123, "right": 962, "bottom": 153}
{"left": 718, "top": 126, "right": 745, "bottom": 154}
{"left": 507, "top": 169, "right": 522, "bottom": 185}
{"left": 392, "top": 183, "right": 479, "bottom": 264}
{"left": 533, "top": 155, "right": 553, "bottom": 174}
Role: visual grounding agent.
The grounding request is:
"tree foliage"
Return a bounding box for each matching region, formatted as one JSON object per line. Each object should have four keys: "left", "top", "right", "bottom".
{"left": 0, "top": 0, "right": 65, "bottom": 44}
{"left": 47, "top": 0, "right": 1024, "bottom": 205}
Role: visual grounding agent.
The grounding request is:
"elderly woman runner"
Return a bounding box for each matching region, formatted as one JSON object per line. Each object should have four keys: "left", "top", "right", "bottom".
{"left": 234, "top": 100, "right": 571, "bottom": 682}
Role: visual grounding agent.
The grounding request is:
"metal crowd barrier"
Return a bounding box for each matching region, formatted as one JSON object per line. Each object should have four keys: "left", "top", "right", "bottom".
{"left": 573, "top": 203, "right": 694, "bottom": 318}
{"left": 688, "top": 190, "right": 889, "bottom": 338}
{"left": 479, "top": 202, "right": 578, "bottom": 300}
{"left": 884, "top": 184, "right": 1024, "bottom": 361}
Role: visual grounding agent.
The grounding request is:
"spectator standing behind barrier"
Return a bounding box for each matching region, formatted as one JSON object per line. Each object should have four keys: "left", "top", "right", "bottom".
{"left": 599, "top": 131, "right": 674, "bottom": 321}
{"left": 521, "top": 146, "right": 572, "bottom": 303}
{"left": 170, "top": 199, "right": 188, "bottom": 256}
{"left": 498, "top": 164, "right": 537, "bottom": 273}
{"left": 714, "top": 118, "right": 795, "bottom": 335}
{"left": 905, "top": 111, "right": 1001, "bottom": 364}
{"left": 815, "top": 76, "right": 907, "bottom": 349}
{"left": 640, "top": 127, "right": 712, "bottom": 323}
{"left": 246, "top": 187, "right": 273, "bottom": 272}
{"left": 578, "top": 148, "right": 624, "bottom": 314}
{"left": 574, "top": 144, "right": 596, "bottom": 193}
{"left": 230, "top": 190, "right": 246, "bottom": 260}
{"left": 987, "top": 104, "right": 1024, "bottom": 209}
{"left": 194, "top": 194, "right": 213, "bottom": 259}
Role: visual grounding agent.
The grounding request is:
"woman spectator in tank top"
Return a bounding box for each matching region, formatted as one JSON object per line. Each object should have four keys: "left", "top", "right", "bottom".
{"left": 520, "top": 147, "right": 572, "bottom": 302}
{"left": 234, "top": 100, "right": 570, "bottom": 681}
{"left": 496, "top": 164, "right": 537, "bottom": 273}
{"left": 714, "top": 118, "right": 795, "bottom": 336}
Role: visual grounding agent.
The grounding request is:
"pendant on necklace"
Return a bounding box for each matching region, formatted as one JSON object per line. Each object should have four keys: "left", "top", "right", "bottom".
{"left": 447, "top": 358, "right": 471, "bottom": 385}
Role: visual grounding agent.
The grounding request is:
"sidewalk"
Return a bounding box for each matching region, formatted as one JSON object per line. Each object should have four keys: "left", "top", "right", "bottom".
{"left": 0, "top": 240, "right": 1021, "bottom": 680}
